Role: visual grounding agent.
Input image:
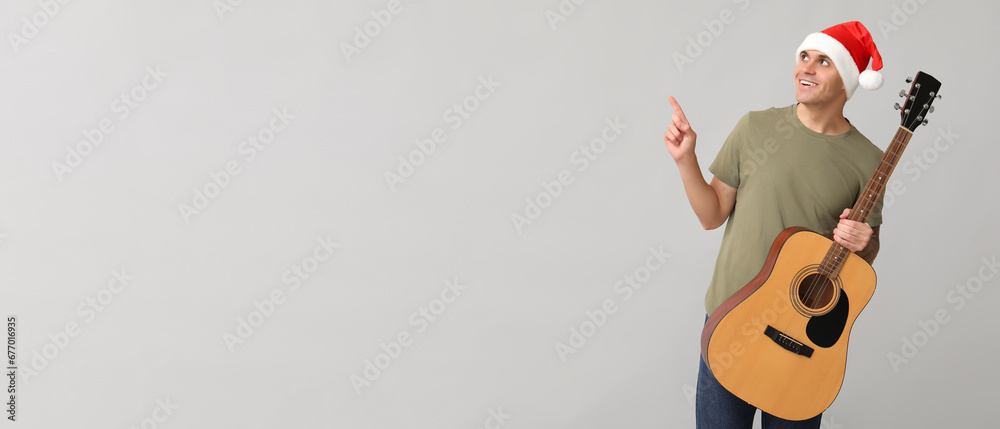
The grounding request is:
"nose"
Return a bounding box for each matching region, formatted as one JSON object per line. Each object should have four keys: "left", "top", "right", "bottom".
{"left": 799, "top": 58, "right": 816, "bottom": 74}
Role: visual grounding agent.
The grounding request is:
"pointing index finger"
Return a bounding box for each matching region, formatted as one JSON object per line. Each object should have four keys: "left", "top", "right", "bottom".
{"left": 668, "top": 96, "right": 688, "bottom": 124}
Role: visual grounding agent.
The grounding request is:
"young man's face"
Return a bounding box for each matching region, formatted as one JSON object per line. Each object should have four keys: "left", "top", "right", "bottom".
{"left": 794, "top": 49, "right": 847, "bottom": 107}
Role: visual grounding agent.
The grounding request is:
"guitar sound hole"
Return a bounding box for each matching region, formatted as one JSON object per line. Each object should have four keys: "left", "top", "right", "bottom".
{"left": 798, "top": 273, "right": 835, "bottom": 310}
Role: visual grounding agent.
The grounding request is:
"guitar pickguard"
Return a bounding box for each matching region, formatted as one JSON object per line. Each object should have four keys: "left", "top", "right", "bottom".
{"left": 805, "top": 289, "right": 849, "bottom": 348}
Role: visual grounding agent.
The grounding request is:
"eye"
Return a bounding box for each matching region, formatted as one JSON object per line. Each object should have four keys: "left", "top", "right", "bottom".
{"left": 821, "top": 59, "right": 830, "bottom": 66}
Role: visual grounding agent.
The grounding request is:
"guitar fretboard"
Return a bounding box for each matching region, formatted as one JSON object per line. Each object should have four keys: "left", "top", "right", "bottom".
{"left": 818, "top": 126, "right": 913, "bottom": 278}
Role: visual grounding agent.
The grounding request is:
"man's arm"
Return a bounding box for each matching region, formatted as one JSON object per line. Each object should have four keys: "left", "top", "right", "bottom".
{"left": 664, "top": 97, "right": 738, "bottom": 230}
{"left": 676, "top": 160, "right": 737, "bottom": 230}
{"left": 854, "top": 226, "right": 880, "bottom": 264}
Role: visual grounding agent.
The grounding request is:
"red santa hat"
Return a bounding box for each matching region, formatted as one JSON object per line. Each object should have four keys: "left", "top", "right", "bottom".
{"left": 795, "top": 21, "right": 883, "bottom": 99}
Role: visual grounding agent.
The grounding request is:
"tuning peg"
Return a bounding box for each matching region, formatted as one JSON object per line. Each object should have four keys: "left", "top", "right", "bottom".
{"left": 929, "top": 106, "right": 935, "bottom": 113}
{"left": 935, "top": 94, "right": 942, "bottom": 100}
{"left": 899, "top": 90, "right": 906, "bottom": 97}
{"left": 906, "top": 77, "right": 913, "bottom": 83}
{"left": 922, "top": 119, "right": 929, "bottom": 126}
{"left": 894, "top": 103, "right": 902, "bottom": 110}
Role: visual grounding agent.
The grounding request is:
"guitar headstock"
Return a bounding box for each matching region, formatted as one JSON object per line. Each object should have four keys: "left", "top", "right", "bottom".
{"left": 895, "top": 71, "right": 942, "bottom": 132}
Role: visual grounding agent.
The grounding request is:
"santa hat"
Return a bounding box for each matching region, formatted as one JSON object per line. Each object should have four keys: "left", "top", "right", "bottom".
{"left": 795, "top": 21, "right": 883, "bottom": 99}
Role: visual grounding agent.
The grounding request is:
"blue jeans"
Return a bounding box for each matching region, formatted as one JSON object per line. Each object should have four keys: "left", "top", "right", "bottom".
{"left": 696, "top": 318, "right": 823, "bottom": 428}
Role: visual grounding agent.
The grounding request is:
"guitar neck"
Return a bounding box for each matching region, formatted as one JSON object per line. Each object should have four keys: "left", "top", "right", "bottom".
{"left": 819, "top": 126, "right": 913, "bottom": 278}
{"left": 850, "top": 126, "right": 914, "bottom": 224}
{"left": 817, "top": 71, "right": 940, "bottom": 279}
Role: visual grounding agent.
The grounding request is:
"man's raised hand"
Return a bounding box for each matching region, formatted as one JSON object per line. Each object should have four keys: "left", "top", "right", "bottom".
{"left": 664, "top": 96, "right": 697, "bottom": 164}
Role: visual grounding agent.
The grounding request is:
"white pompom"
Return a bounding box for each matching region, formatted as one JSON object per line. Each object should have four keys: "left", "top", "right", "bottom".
{"left": 859, "top": 70, "right": 883, "bottom": 90}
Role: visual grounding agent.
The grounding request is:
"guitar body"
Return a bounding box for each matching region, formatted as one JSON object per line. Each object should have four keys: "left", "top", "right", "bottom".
{"left": 701, "top": 227, "right": 876, "bottom": 421}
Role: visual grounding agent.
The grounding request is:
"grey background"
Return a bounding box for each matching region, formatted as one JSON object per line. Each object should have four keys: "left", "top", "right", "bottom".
{"left": 1, "top": 0, "right": 997, "bottom": 428}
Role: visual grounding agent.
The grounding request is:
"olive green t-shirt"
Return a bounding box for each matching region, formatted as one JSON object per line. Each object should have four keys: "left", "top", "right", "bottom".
{"left": 704, "top": 104, "right": 884, "bottom": 314}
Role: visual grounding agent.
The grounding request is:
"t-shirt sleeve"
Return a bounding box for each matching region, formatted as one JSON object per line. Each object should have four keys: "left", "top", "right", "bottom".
{"left": 708, "top": 113, "right": 749, "bottom": 189}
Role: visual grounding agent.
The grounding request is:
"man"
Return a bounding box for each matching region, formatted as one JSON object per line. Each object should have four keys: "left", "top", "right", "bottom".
{"left": 664, "top": 22, "right": 886, "bottom": 428}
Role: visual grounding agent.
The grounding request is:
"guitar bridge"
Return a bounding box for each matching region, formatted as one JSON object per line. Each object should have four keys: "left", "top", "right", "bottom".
{"left": 764, "top": 325, "right": 814, "bottom": 358}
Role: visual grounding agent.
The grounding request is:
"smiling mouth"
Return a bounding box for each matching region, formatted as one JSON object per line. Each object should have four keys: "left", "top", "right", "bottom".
{"left": 799, "top": 79, "right": 818, "bottom": 87}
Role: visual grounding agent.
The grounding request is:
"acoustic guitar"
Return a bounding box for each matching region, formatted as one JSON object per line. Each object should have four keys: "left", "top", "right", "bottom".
{"left": 701, "top": 72, "right": 942, "bottom": 421}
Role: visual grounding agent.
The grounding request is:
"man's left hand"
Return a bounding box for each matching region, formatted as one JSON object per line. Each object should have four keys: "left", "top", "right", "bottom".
{"left": 833, "top": 208, "right": 872, "bottom": 252}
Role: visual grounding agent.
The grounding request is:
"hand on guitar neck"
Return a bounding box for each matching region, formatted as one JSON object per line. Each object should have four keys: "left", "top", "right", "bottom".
{"left": 833, "top": 208, "right": 880, "bottom": 264}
